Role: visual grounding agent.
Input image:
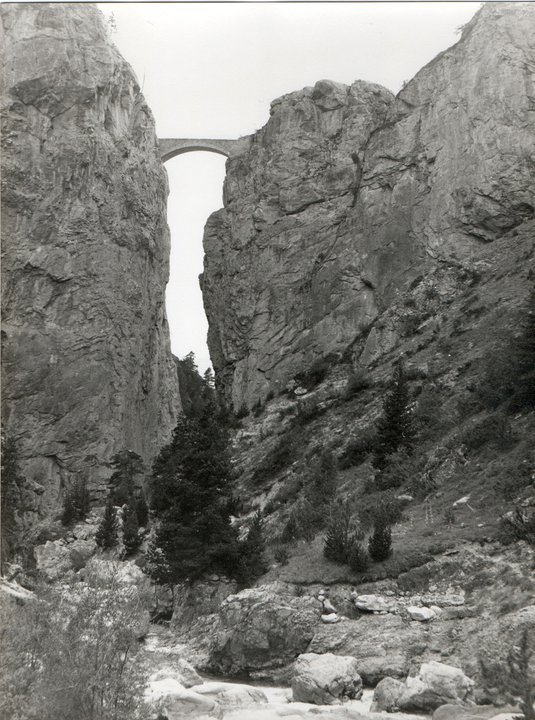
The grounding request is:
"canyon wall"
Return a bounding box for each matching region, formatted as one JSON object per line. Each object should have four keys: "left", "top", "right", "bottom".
{"left": 202, "top": 2, "right": 535, "bottom": 411}
{"left": 1, "top": 4, "right": 179, "bottom": 529}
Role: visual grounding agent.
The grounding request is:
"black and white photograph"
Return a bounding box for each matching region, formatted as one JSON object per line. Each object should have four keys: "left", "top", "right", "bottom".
{"left": 1, "top": 1, "right": 534, "bottom": 718}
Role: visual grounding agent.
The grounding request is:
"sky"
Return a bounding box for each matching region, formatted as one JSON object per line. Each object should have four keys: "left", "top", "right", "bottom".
{"left": 99, "top": 1, "right": 482, "bottom": 373}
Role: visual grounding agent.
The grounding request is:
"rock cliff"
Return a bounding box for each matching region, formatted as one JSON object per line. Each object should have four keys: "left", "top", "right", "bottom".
{"left": 1, "top": 4, "right": 179, "bottom": 531}
{"left": 202, "top": 2, "right": 535, "bottom": 411}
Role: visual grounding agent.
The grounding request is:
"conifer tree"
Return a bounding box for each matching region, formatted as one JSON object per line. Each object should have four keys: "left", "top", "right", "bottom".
{"left": 135, "top": 490, "right": 149, "bottom": 527}
{"left": 96, "top": 498, "right": 118, "bottom": 550}
{"left": 147, "top": 373, "right": 240, "bottom": 584}
{"left": 373, "top": 359, "right": 415, "bottom": 470}
{"left": 61, "top": 478, "right": 90, "bottom": 526}
{"left": 368, "top": 521, "right": 392, "bottom": 562}
{"left": 109, "top": 450, "right": 144, "bottom": 506}
{"left": 1, "top": 433, "right": 23, "bottom": 572}
{"left": 323, "top": 500, "right": 363, "bottom": 564}
{"left": 122, "top": 497, "right": 141, "bottom": 557}
{"left": 237, "top": 511, "right": 268, "bottom": 586}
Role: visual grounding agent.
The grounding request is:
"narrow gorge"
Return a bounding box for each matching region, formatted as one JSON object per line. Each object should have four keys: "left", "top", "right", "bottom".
{"left": 1, "top": 3, "right": 534, "bottom": 720}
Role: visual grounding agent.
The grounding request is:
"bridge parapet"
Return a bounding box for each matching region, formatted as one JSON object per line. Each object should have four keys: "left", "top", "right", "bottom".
{"left": 159, "top": 136, "right": 251, "bottom": 162}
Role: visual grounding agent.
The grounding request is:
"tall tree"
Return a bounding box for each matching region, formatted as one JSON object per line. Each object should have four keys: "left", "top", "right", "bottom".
{"left": 95, "top": 498, "right": 118, "bottom": 550}
{"left": 147, "top": 374, "right": 239, "bottom": 584}
{"left": 373, "top": 359, "right": 415, "bottom": 470}
{"left": 109, "top": 450, "right": 144, "bottom": 506}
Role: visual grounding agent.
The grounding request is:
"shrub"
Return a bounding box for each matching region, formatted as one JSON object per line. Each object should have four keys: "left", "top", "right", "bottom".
{"left": 282, "top": 498, "right": 318, "bottom": 542}
{"left": 372, "top": 450, "right": 415, "bottom": 492}
{"left": 61, "top": 478, "right": 91, "bottom": 526}
{"left": 348, "top": 542, "right": 370, "bottom": 572}
{"left": 0, "top": 571, "right": 150, "bottom": 720}
{"left": 234, "top": 404, "right": 249, "bottom": 419}
{"left": 297, "top": 356, "right": 330, "bottom": 389}
{"left": 344, "top": 369, "right": 372, "bottom": 400}
{"left": 368, "top": 522, "right": 392, "bottom": 562}
{"left": 96, "top": 498, "right": 118, "bottom": 550}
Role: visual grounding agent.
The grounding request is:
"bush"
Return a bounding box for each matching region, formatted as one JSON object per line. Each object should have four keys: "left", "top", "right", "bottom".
{"left": 344, "top": 369, "right": 372, "bottom": 400}
{"left": 372, "top": 450, "right": 416, "bottom": 492}
{"left": 0, "top": 571, "right": 150, "bottom": 720}
{"left": 368, "top": 522, "right": 392, "bottom": 562}
{"left": 61, "top": 478, "right": 90, "bottom": 526}
{"left": 281, "top": 498, "right": 318, "bottom": 542}
{"left": 348, "top": 542, "right": 370, "bottom": 572}
{"left": 296, "top": 356, "right": 330, "bottom": 389}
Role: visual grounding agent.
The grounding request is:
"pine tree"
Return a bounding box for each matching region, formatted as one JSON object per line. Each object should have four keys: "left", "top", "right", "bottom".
{"left": 323, "top": 501, "right": 362, "bottom": 564}
{"left": 122, "top": 497, "right": 141, "bottom": 557}
{"left": 109, "top": 450, "right": 144, "bottom": 506}
{"left": 348, "top": 541, "right": 370, "bottom": 573}
{"left": 96, "top": 498, "right": 118, "bottom": 550}
{"left": 368, "top": 522, "right": 392, "bottom": 562}
{"left": 373, "top": 359, "right": 415, "bottom": 470}
{"left": 135, "top": 491, "right": 149, "bottom": 527}
{"left": 147, "top": 373, "right": 239, "bottom": 584}
{"left": 237, "top": 511, "right": 268, "bottom": 587}
{"left": 1, "top": 433, "right": 23, "bottom": 572}
{"left": 61, "top": 478, "right": 90, "bottom": 526}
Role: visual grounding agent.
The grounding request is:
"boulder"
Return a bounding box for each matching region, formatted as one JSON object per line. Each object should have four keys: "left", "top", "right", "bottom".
{"left": 34, "top": 538, "right": 96, "bottom": 580}
{"left": 291, "top": 652, "right": 363, "bottom": 705}
{"left": 208, "top": 586, "right": 319, "bottom": 675}
{"left": 398, "top": 662, "right": 475, "bottom": 712}
{"left": 353, "top": 594, "right": 397, "bottom": 614}
{"left": 190, "top": 681, "right": 268, "bottom": 707}
{"left": 372, "top": 677, "right": 406, "bottom": 711}
{"left": 407, "top": 606, "right": 436, "bottom": 622}
{"left": 146, "top": 678, "right": 222, "bottom": 719}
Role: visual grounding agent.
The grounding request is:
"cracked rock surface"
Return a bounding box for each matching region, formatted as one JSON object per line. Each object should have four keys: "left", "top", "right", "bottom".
{"left": 202, "top": 3, "right": 535, "bottom": 411}
{"left": 1, "top": 4, "right": 179, "bottom": 531}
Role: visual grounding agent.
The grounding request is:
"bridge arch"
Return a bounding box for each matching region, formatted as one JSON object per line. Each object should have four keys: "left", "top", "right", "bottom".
{"left": 159, "top": 138, "right": 235, "bottom": 162}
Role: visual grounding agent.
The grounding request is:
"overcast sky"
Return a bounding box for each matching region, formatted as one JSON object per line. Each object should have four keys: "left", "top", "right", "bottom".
{"left": 99, "top": 1, "right": 481, "bottom": 373}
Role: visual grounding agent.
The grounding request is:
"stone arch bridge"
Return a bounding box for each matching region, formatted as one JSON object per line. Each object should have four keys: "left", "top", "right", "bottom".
{"left": 158, "top": 136, "right": 251, "bottom": 163}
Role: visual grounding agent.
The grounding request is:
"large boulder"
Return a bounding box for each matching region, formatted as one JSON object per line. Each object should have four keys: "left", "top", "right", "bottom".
{"left": 291, "top": 652, "right": 363, "bottom": 705}
{"left": 208, "top": 586, "right": 320, "bottom": 675}
{"left": 372, "top": 677, "right": 406, "bottom": 712}
{"left": 190, "top": 681, "right": 268, "bottom": 708}
{"left": 398, "top": 662, "right": 475, "bottom": 712}
{"left": 34, "top": 537, "right": 96, "bottom": 580}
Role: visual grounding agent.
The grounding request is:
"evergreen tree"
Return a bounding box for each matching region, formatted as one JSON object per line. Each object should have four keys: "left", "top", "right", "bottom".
{"left": 135, "top": 490, "right": 149, "bottom": 527}
{"left": 348, "top": 541, "right": 370, "bottom": 573}
{"left": 368, "top": 522, "right": 392, "bottom": 562}
{"left": 1, "top": 433, "right": 23, "bottom": 572}
{"left": 323, "top": 500, "right": 363, "bottom": 564}
{"left": 122, "top": 497, "right": 141, "bottom": 557}
{"left": 373, "top": 359, "right": 415, "bottom": 470}
{"left": 61, "top": 478, "right": 90, "bottom": 526}
{"left": 96, "top": 498, "right": 118, "bottom": 550}
{"left": 147, "top": 374, "right": 240, "bottom": 584}
{"left": 109, "top": 450, "right": 144, "bottom": 506}
{"left": 237, "top": 511, "right": 268, "bottom": 586}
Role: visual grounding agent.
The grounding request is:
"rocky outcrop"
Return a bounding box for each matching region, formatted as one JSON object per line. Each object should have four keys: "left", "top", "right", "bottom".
{"left": 208, "top": 585, "right": 320, "bottom": 676}
{"left": 202, "top": 3, "right": 535, "bottom": 410}
{"left": 291, "top": 652, "right": 363, "bottom": 705}
{"left": 0, "top": 4, "right": 179, "bottom": 532}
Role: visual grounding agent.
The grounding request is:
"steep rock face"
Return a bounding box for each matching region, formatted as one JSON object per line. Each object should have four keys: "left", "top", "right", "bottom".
{"left": 0, "top": 4, "right": 179, "bottom": 529}
{"left": 202, "top": 3, "right": 535, "bottom": 410}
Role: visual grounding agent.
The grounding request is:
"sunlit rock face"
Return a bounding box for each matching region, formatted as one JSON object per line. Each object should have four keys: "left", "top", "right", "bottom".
{"left": 202, "top": 2, "right": 535, "bottom": 411}
{"left": 0, "top": 4, "right": 179, "bottom": 529}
